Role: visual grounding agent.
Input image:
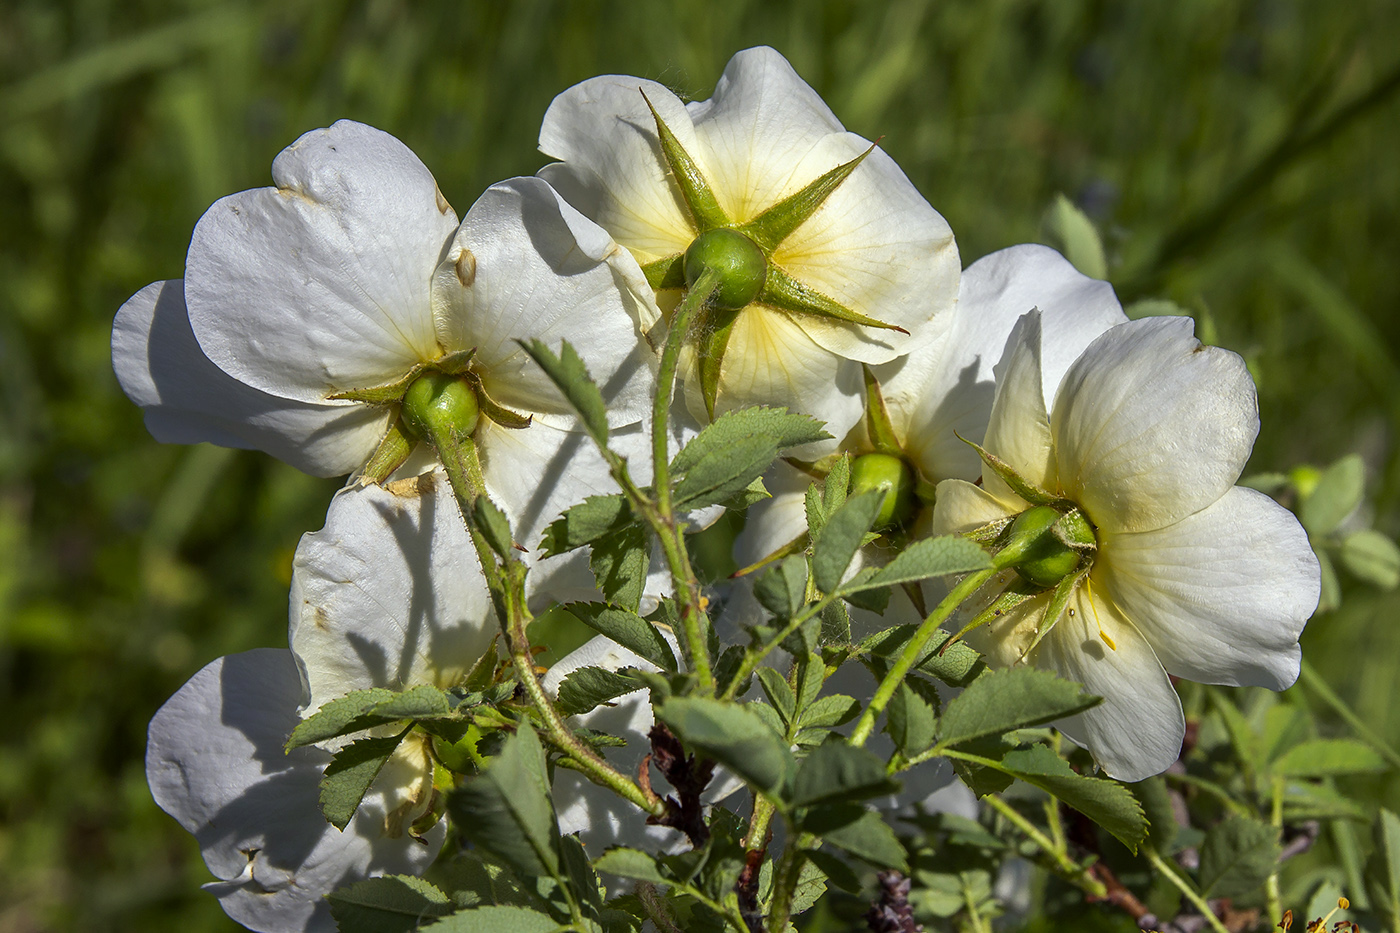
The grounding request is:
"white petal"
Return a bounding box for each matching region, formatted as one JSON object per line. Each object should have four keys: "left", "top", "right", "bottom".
{"left": 686, "top": 47, "right": 845, "bottom": 220}
{"left": 929, "top": 479, "right": 1019, "bottom": 535}
{"left": 982, "top": 312, "right": 1056, "bottom": 499}
{"left": 1096, "top": 486, "right": 1319, "bottom": 690}
{"left": 289, "top": 471, "right": 497, "bottom": 712}
{"left": 876, "top": 245, "right": 1123, "bottom": 486}
{"left": 1037, "top": 587, "right": 1185, "bottom": 782}
{"left": 431, "top": 177, "right": 658, "bottom": 428}
{"left": 113, "top": 280, "right": 392, "bottom": 477}
{"left": 1051, "top": 316, "right": 1258, "bottom": 533}
{"left": 147, "top": 649, "right": 437, "bottom": 933}
{"left": 682, "top": 305, "right": 862, "bottom": 446}
{"left": 772, "top": 132, "right": 958, "bottom": 365}
{"left": 538, "top": 77, "right": 697, "bottom": 263}
{"left": 186, "top": 121, "right": 458, "bottom": 403}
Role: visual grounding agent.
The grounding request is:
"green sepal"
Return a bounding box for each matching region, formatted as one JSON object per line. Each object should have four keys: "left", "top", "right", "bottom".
{"left": 732, "top": 530, "right": 809, "bottom": 579}
{"left": 939, "top": 581, "right": 1037, "bottom": 657}
{"left": 435, "top": 347, "right": 478, "bottom": 375}
{"left": 861, "top": 364, "right": 903, "bottom": 455}
{"left": 759, "top": 264, "right": 907, "bottom": 333}
{"left": 471, "top": 379, "right": 533, "bottom": 429}
{"left": 642, "top": 253, "right": 686, "bottom": 291}
{"left": 958, "top": 432, "right": 1064, "bottom": 508}
{"left": 360, "top": 419, "right": 416, "bottom": 485}
{"left": 641, "top": 90, "right": 729, "bottom": 232}
{"left": 697, "top": 306, "right": 740, "bottom": 420}
{"left": 329, "top": 366, "right": 425, "bottom": 404}
{"left": 737, "top": 143, "right": 876, "bottom": 252}
{"left": 1019, "top": 565, "right": 1091, "bottom": 660}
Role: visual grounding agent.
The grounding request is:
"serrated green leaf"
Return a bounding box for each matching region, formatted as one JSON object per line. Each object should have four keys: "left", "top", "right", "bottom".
{"left": 938, "top": 667, "right": 1100, "bottom": 747}
{"left": 593, "top": 847, "right": 669, "bottom": 884}
{"left": 320, "top": 732, "right": 407, "bottom": 829}
{"left": 755, "top": 667, "right": 796, "bottom": 724}
{"left": 842, "top": 535, "right": 992, "bottom": 593}
{"left": 998, "top": 745, "right": 1148, "bottom": 851}
{"left": 539, "top": 495, "right": 631, "bottom": 555}
{"left": 1043, "top": 193, "right": 1107, "bottom": 279}
{"left": 418, "top": 905, "right": 566, "bottom": 933}
{"left": 672, "top": 434, "right": 779, "bottom": 511}
{"left": 328, "top": 875, "right": 453, "bottom": 933}
{"left": 656, "top": 696, "right": 794, "bottom": 795}
{"left": 555, "top": 666, "right": 641, "bottom": 716}
{"left": 1300, "top": 453, "right": 1365, "bottom": 537}
{"left": 811, "top": 490, "right": 884, "bottom": 593}
{"left": 887, "top": 681, "right": 938, "bottom": 756}
{"left": 1366, "top": 809, "right": 1400, "bottom": 926}
{"left": 788, "top": 856, "right": 830, "bottom": 916}
{"left": 371, "top": 684, "right": 453, "bottom": 721}
{"left": 671, "top": 407, "right": 831, "bottom": 475}
{"left": 821, "top": 598, "right": 852, "bottom": 645}
{"left": 519, "top": 339, "right": 608, "bottom": 446}
{"left": 801, "top": 694, "right": 861, "bottom": 729}
{"left": 787, "top": 742, "right": 898, "bottom": 807}
{"left": 720, "top": 476, "right": 771, "bottom": 511}
{"left": 1341, "top": 528, "right": 1400, "bottom": 589}
{"left": 1132, "top": 777, "right": 1179, "bottom": 853}
{"left": 1198, "top": 814, "right": 1282, "bottom": 899}
{"left": 448, "top": 726, "right": 561, "bottom": 881}
{"left": 1272, "top": 737, "right": 1389, "bottom": 777}
{"left": 805, "top": 848, "right": 864, "bottom": 893}
{"left": 565, "top": 603, "right": 677, "bottom": 672}
{"left": 952, "top": 736, "right": 1016, "bottom": 798}
{"left": 473, "top": 496, "right": 515, "bottom": 558}
{"left": 287, "top": 687, "right": 398, "bottom": 749}
{"left": 753, "top": 554, "right": 808, "bottom": 619}
{"left": 822, "top": 455, "right": 850, "bottom": 515}
{"left": 804, "top": 805, "right": 908, "bottom": 870}
{"left": 590, "top": 524, "right": 649, "bottom": 612}
{"left": 862, "top": 626, "right": 986, "bottom": 688}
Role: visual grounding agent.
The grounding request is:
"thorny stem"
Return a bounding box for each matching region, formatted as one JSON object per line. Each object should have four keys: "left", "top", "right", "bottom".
{"left": 982, "top": 793, "right": 1106, "bottom": 897}
{"left": 651, "top": 266, "right": 722, "bottom": 694}
{"left": 1143, "top": 845, "right": 1231, "bottom": 933}
{"left": 848, "top": 567, "right": 998, "bottom": 747}
{"left": 426, "top": 423, "right": 662, "bottom": 817}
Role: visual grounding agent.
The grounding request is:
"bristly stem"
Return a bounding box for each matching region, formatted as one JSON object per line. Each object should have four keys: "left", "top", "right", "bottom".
{"left": 848, "top": 566, "right": 997, "bottom": 747}
{"left": 427, "top": 423, "right": 662, "bottom": 816}
{"left": 651, "top": 266, "right": 722, "bottom": 694}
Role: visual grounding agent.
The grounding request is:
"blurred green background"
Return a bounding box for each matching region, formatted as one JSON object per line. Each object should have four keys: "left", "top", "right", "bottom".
{"left": 2, "top": 1, "right": 1399, "bottom": 930}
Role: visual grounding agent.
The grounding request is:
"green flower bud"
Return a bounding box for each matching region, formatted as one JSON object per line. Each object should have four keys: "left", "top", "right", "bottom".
{"left": 1003, "top": 505, "right": 1095, "bottom": 588}
{"left": 684, "top": 228, "right": 767, "bottom": 311}
{"left": 401, "top": 371, "right": 479, "bottom": 440}
{"left": 850, "top": 452, "right": 917, "bottom": 531}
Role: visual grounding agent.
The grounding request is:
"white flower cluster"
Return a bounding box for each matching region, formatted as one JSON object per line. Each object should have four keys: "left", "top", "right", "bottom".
{"left": 112, "top": 48, "right": 1320, "bottom": 933}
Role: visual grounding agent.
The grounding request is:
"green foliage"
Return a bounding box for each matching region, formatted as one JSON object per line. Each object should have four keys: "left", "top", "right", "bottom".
{"left": 753, "top": 554, "right": 808, "bottom": 618}
{"left": 555, "top": 666, "right": 641, "bottom": 717}
{"left": 320, "top": 732, "right": 408, "bottom": 830}
{"left": 327, "top": 876, "right": 455, "bottom": 933}
{"left": 669, "top": 407, "right": 830, "bottom": 475}
{"left": 803, "top": 806, "right": 908, "bottom": 870}
{"left": 566, "top": 603, "right": 677, "bottom": 672}
{"left": 1299, "top": 453, "right": 1365, "bottom": 537}
{"left": 589, "top": 524, "right": 649, "bottom": 612}
{"left": 656, "top": 695, "right": 793, "bottom": 795}
{"left": 937, "top": 667, "right": 1101, "bottom": 747}
{"left": 418, "top": 906, "right": 565, "bottom": 933}
{"left": 1197, "top": 814, "right": 1282, "bottom": 899}
{"left": 1042, "top": 192, "right": 1108, "bottom": 279}
{"left": 448, "top": 726, "right": 562, "bottom": 882}
{"left": 811, "top": 492, "right": 883, "bottom": 594}
{"left": 1365, "top": 809, "right": 1400, "bottom": 928}
{"left": 786, "top": 742, "right": 898, "bottom": 807}
{"left": 473, "top": 496, "right": 516, "bottom": 559}
{"left": 540, "top": 495, "right": 632, "bottom": 555}
{"left": 996, "top": 746, "right": 1148, "bottom": 851}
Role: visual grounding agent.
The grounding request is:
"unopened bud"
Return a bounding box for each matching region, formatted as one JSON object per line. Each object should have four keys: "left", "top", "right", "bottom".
{"left": 1001, "top": 505, "right": 1096, "bottom": 588}
{"left": 684, "top": 228, "right": 767, "bottom": 311}
{"left": 850, "top": 452, "right": 917, "bottom": 531}
{"left": 401, "top": 371, "right": 479, "bottom": 440}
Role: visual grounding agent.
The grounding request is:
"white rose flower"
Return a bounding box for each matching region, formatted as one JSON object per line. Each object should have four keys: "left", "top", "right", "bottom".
{"left": 146, "top": 648, "right": 443, "bottom": 933}
{"left": 112, "top": 120, "right": 657, "bottom": 550}
{"left": 538, "top": 46, "right": 958, "bottom": 441}
{"left": 732, "top": 246, "right": 1126, "bottom": 629}
{"left": 932, "top": 312, "right": 1321, "bottom": 780}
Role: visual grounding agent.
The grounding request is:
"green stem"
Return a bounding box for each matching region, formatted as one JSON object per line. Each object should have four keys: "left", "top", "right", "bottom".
{"left": 984, "top": 793, "right": 1104, "bottom": 895}
{"left": 649, "top": 266, "right": 722, "bottom": 694}
{"left": 1267, "top": 776, "right": 1284, "bottom": 924}
{"left": 427, "top": 424, "right": 662, "bottom": 817}
{"left": 767, "top": 842, "right": 807, "bottom": 933}
{"left": 1143, "top": 845, "right": 1230, "bottom": 933}
{"left": 848, "top": 567, "right": 997, "bottom": 747}
{"left": 1300, "top": 657, "right": 1400, "bottom": 769}
{"left": 743, "top": 795, "right": 776, "bottom": 852}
